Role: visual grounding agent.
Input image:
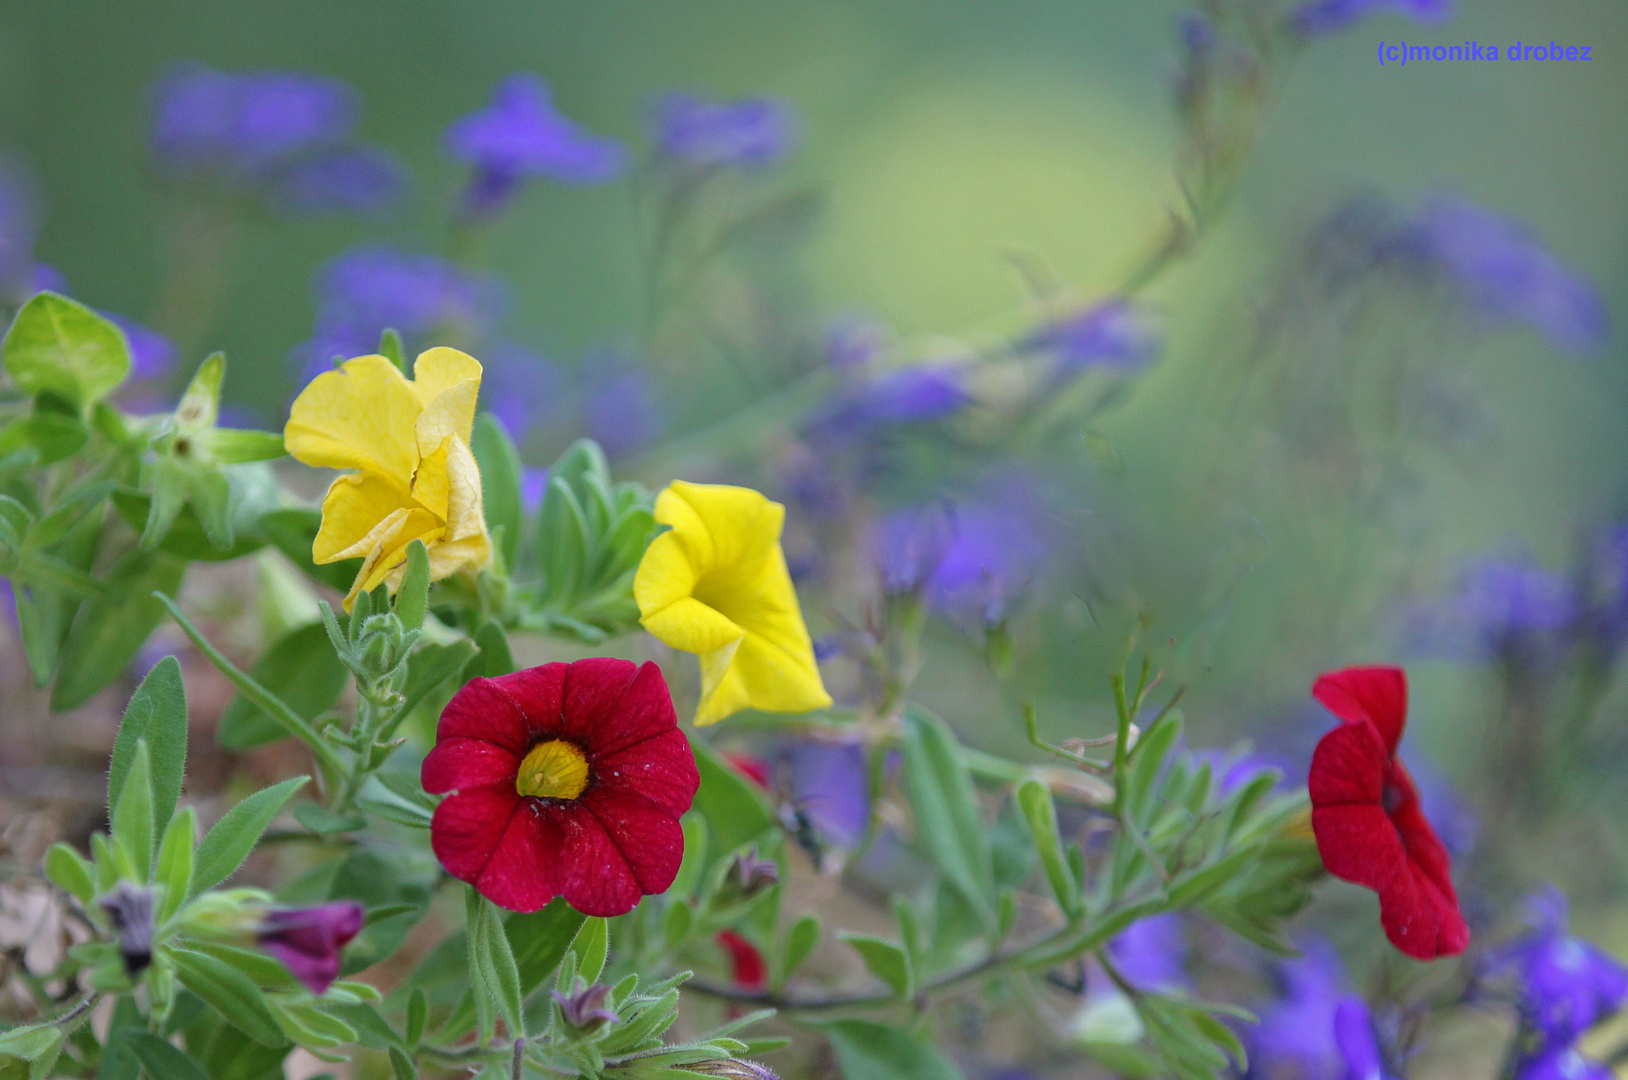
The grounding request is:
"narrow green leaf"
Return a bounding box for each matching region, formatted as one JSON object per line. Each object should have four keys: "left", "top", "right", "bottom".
{"left": 902, "top": 706, "right": 994, "bottom": 928}
{"left": 1, "top": 291, "right": 130, "bottom": 412}
{"left": 841, "top": 933, "right": 913, "bottom": 999}
{"left": 0, "top": 413, "right": 87, "bottom": 464}
{"left": 109, "top": 656, "right": 188, "bottom": 834}
{"left": 191, "top": 776, "right": 308, "bottom": 896}
{"left": 389, "top": 1045, "right": 418, "bottom": 1080}
{"left": 817, "top": 1018, "right": 964, "bottom": 1080}
{"left": 51, "top": 550, "right": 185, "bottom": 711}
{"left": 218, "top": 622, "right": 349, "bottom": 751}
{"left": 573, "top": 916, "right": 609, "bottom": 985}
{"left": 155, "top": 806, "right": 196, "bottom": 921}
{"left": 692, "top": 741, "right": 776, "bottom": 858}
{"left": 111, "top": 739, "right": 156, "bottom": 878}
{"left": 463, "top": 619, "right": 514, "bottom": 680}
{"left": 207, "top": 429, "right": 288, "bottom": 464}
{"left": 1127, "top": 715, "right": 1184, "bottom": 824}
{"left": 471, "top": 412, "right": 522, "bottom": 570}
{"left": 537, "top": 475, "right": 589, "bottom": 602}
{"left": 170, "top": 946, "right": 288, "bottom": 1047}
{"left": 378, "top": 327, "right": 407, "bottom": 372}
{"left": 405, "top": 988, "right": 427, "bottom": 1048}
{"left": 508, "top": 898, "right": 588, "bottom": 996}
{"left": 1017, "top": 779, "right": 1079, "bottom": 917}
{"left": 780, "top": 914, "right": 820, "bottom": 985}
{"left": 475, "top": 895, "right": 524, "bottom": 1037}
{"left": 44, "top": 843, "right": 95, "bottom": 903}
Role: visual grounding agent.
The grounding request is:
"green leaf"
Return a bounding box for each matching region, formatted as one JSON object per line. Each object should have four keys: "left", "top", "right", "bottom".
{"left": 110, "top": 490, "right": 265, "bottom": 563}
{"left": 2, "top": 292, "right": 130, "bottom": 413}
{"left": 0, "top": 413, "right": 87, "bottom": 464}
{"left": 293, "top": 801, "right": 366, "bottom": 834}
{"left": 1126, "top": 714, "right": 1184, "bottom": 824}
{"left": 471, "top": 412, "right": 522, "bottom": 570}
{"left": 258, "top": 507, "right": 360, "bottom": 594}
{"left": 184, "top": 940, "right": 297, "bottom": 990}
{"left": 462, "top": 619, "right": 514, "bottom": 680}
{"left": 405, "top": 988, "right": 427, "bottom": 1048}
{"left": 379, "top": 327, "right": 407, "bottom": 372}
{"left": 840, "top": 934, "right": 913, "bottom": 999}
{"left": 902, "top": 706, "right": 994, "bottom": 929}
{"left": 51, "top": 550, "right": 185, "bottom": 711}
{"left": 780, "top": 914, "right": 820, "bottom": 986}
{"left": 111, "top": 739, "right": 156, "bottom": 878}
{"left": 208, "top": 429, "right": 288, "bottom": 464}
{"left": 109, "top": 656, "right": 188, "bottom": 834}
{"left": 394, "top": 540, "right": 430, "bottom": 632}
{"left": 218, "top": 623, "right": 349, "bottom": 751}
{"left": 44, "top": 843, "right": 95, "bottom": 903}
{"left": 191, "top": 776, "right": 308, "bottom": 896}
{"left": 692, "top": 741, "right": 776, "bottom": 858}
{"left": 389, "top": 1045, "right": 418, "bottom": 1080}
{"left": 537, "top": 475, "right": 589, "bottom": 602}
{"left": 170, "top": 946, "right": 288, "bottom": 1047}
{"left": 175, "top": 353, "right": 224, "bottom": 431}
{"left": 466, "top": 890, "right": 525, "bottom": 1039}
{"left": 509, "top": 898, "right": 588, "bottom": 996}
{"left": 267, "top": 999, "right": 358, "bottom": 1049}
{"left": 1017, "top": 779, "right": 1079, "bottom": 917}
{"left": 573, "top": 916, "right": 609, "bottom": 985}
{"left": 0, "top": 1024, "right": 59, "bottom": 1060}
{"left": 155, "top": 806, "right": 197, "bottom": 921}
{"left": 817, "top": 1019, "right": 964, "bottom": 1080}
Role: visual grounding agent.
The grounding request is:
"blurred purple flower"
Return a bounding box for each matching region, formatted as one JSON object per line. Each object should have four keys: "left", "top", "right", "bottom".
{"left": 873, "top": 503, "right": 956, "bottom": 593}
{"left": 1408, "top": 556, "right": 1576, "bottom": 660}
{"left": 581, "top": 353, "right": 661, "bottom": 458}
{"left": 1252, "top": 937, "right": 1347, "bottom": 1078}
{"left": 1107, "top": 913, "right": 1189, "bottom": 992}
{"left": 1333, "top": 998, "right": 1398, "bottom": 1080}
{"left": 256, "top": 901, "right": 365, "bottom": 995}
{"left": 824, "top": 313, "right": 887, "bottom": 372}
{"left": 1516, "top": 1048, "right": 1614, "bottom": 1080}
{"left": 0, "top": 161, "right": 39, "bottom": 292}
{"left": 1485, "top": 885, "right": 1628, "bottom": 1046}
{"left": 104, "top": 313, "right": 178, "bottom": 381}
{"left": 521, "top": 467, "right": 549, "bottom": 514}
{"left": 152, "top": 64, "right": 356, "bottom": 178}
{"left": 1027, "top": 299, "right": 1161, "bottom": 378}
{"left": 1192, "top": 748, "right": 1289, "bottom": 796}
{"left": 31, "top": 264, "right": 68, "bottom": 295}
{"left": 293, "top": 245, "right": 505, "bottom": 381}
{"left": 268, "top": 145, "right": 406, "bottom": 217}
{"left": 553, "top": 981, "right": 619, "bottom": 1029}
{"left": 447, "top": 74, "right": 627, "bottom": 216}
{"left": 1408, "top": 197, "right": 1607, "bottom": 354}
{"left": 1292, "top": 0, "right": 1453, "bottom": 35}
{"left": 480, "top": 343, "right": 565, "bottom": 439}
{"left": 811, "top": 366, "right": 970, "bottom": 443}
{"left": 780, "top": 738, "right": 869, "bottom": 849}
{"left": 653, "top": 92, "right": 797, "bottom": 169}
{"left": 101, "top": 883, "right": 157, "bottom": 975}
{"left": 928, "top": 502, "right": 1046, "bottom": 628}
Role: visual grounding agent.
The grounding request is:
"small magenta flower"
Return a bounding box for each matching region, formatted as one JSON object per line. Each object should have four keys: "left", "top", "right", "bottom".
{"left": 256, "top": 901, "right": 365, "bottom": 994}
{"left": 653, "top": 92, "right": 796, "bottom": 169}
{"left": 447, "top": 74, "right": 628, "bottom": 216}
{"left": 552, "top": 980, "right": 619, "bottom": 1030}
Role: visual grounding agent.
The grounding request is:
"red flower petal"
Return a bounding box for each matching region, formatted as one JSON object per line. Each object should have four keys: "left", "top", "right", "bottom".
{"left": 593, "top": 729, "right": 699, "bottom": 817}
{"left": 559, "top": 659, "right": 677, "bottom": 759}
{"left": 553, "top": 807, "right": 645, "bottom": 917}
{"left": 430, "top": 783, "right": 523, "bottom": 882}
{"left": 488, "top": 663, "right": 567, "bottom": 740}
{"left": 422, "top": 737, "right": 520, "bottom": 795}
{"left": 580, "top": 785, "right": 687, "bottom": 895}
{"left": 436, "top": 677, "right": 530, "bottom": 755}
{"left": 1312, "top": 665, "right": 1407, "bottom": 754}
{"left": 474, "top": 803, "right": 567, "bottom": 913}
{"left": 717, "top": 930, "right": 767, "bottom": 990}
{"left": 1307, "top": 717, "right": 1388, "bottom": 809}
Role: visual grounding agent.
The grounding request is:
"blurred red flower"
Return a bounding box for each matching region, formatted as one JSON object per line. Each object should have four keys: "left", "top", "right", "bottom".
{"left": 1309, "top": 665, "right": 1469, "bottom": 960}
{"left": 717, "top": 929, "right": 767, "bottom": 990}
{"left": 423, "top": 658, "right": 699, "bottom": 917}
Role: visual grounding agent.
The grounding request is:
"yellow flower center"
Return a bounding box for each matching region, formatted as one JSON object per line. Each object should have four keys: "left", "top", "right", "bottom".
{"left": 515, "top": 739, "right": 590, "bottom": 800}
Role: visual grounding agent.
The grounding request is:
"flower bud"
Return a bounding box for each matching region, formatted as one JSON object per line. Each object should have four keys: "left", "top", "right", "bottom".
{"left": 256, "top": 901, "right": 365, "bottom": 995}
{"left": 725, "top": 846, "right": 780, "bottom": 897}
{"left": 99, "top": 883, "right": 155, "bottom": 974}
{"left": 552, "top": 980, "right": 618, "bottom": 1030}
{"left": 683, "top": 1060, "right": 780, "bottom": 1080}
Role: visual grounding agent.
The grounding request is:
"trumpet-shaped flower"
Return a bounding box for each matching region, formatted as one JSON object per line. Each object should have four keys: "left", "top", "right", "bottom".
{"left": 284, "top": 347, "right": 491, "bottom": 609}
{"left": 635, "top": 482, "right": 831, "bottom": 725}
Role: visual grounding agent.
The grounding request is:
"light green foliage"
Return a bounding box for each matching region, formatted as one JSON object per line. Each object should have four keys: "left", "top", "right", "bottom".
{"left": 1, "top": 292, "right": 129, "bottom": 413}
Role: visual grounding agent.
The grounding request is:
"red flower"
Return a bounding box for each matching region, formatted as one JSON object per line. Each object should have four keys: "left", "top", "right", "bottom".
{"left": 725, "top": 752, "right": 772, "bottom": 790}
{"left": 1308, "top": 665, "right": 1469, "bottom": 960}
{"left": 717, "top": 929, "right": 767, "bottom": 990}
{"left": 422, "top": 658, "right": 700, "bottom": 917}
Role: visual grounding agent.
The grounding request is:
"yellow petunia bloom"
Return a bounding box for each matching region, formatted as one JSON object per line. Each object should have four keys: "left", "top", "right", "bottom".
{"left": 284, "top": 348, "right": 491, "bottom": 611}
{"left": 635, "top": 481, "right": 832, "bottom": 726}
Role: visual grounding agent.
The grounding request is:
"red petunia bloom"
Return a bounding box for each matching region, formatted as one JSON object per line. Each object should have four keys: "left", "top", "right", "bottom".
{"left": 422, "top": 658, "right": 700, "bottom": 917}
{"left": 1308, "top": 665, "right": 1469, "bottom": 960}
{"left": 717, "top": 929, "right": 767, "bottom": 990}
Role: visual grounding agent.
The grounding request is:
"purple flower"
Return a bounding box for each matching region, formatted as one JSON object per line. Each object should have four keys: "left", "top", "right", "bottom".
{"left": 928, "top": 503, "right": 1046, "bottom": 628}
{"left": 521, "top": 467, "right": 549, "bottom": 513}
{"left": 0, "top": 161, "right": 39, "bottom": 292}
{"left": 1107, "top": 913, "right": 1188, "bottom": 992}
{"left": 581, "top": 354, "right": 661, "bottom": 458}
{"left": 1292, "top": 0, "right": 1453, "bottom": 35}
{"left": 824, "top": 314, "right": 887, "bottom": 372}
{"left": 293, "top": 245, "right": 505, "bottom": 381}
{"left": 552, "top": 981, "right": 619, "bottom": 1029}
{"left": 104, "top": 314, "right": 177, "bottom": 382}
{"left": 1408, "top": 197, "right": 1607, "bottom": 354}
{"left": 1191, "top": 748, "right": 1289, "bottom": 796}
{"left": 1027, "top": 299, "right": 1161, "bottom": 378}
{"left": 152, "top": 65, "right": 356, "bottom": 178}
{"left": 267, "top": 145, "right": 405, "bottom": 217}
{"left": 726, "top": 845, "right": 781, "bottom": 896}
{"left": 873, "top": 503, "right": 956, "bottom": 593}
{"left": 31, "top": 264, "right": 67, "bottom": 295}
{"left": 480, "top": 343, "right": 565, "bottom": 439}
{"left": 100, "top": 883, "right": 156, "bottom": 975}
{"left": 1252, "top": 937, "right": 1347, "bottom": 1077}
{"left": 780, "top": 738, "right": 869, "bottom": 850}
{"left": 1408, "top": 556, "right": 1576, "bottom": 660}
{"left": 1486, "top": 886, "right": 1628, "bottom": 1045}
{"left": 1333, "top": 998, "right": 1399, "bottom": 1080}
{"left": 653, "top": 92, "right": 797, "bottom": 169}
{"left": 1517, "top": 1048, "right": 1614, "bottom": 1080}
{"left": 256, "top": 901, "right": 364, "bottom": 995}
{"left": 447, "top": 74, "right": 627, "bottom": 216}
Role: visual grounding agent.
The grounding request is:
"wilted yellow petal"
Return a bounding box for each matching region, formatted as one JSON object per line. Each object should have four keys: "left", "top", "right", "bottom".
{"left": 314, "top": 473, "right": 418, "bottom": 563}
{"left": 284, "top": 354, "right": 422, "bottom": 484}
{"left": 636, "top": 481, "right": 830, "bottom": 725}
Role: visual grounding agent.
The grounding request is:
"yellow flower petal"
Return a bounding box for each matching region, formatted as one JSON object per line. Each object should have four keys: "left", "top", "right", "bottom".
{"left": 313, "top": 472, "right": 422, "bottom": 564}
{"left": 284, "top": 354, "right": 422, "bottom": 485}
{"left": 341, "top": 506, "right": 444, "bottom": 610}
{"left": 635, "top": 481, "right": 830, "bottom": 725}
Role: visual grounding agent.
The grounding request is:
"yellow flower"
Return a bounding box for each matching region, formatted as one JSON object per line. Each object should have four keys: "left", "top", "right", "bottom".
{"left": 284, "top": 348, "right": 491, "bottom": 610}
{"left": 635, "top": 481, "right": 831, "bottom": 726}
